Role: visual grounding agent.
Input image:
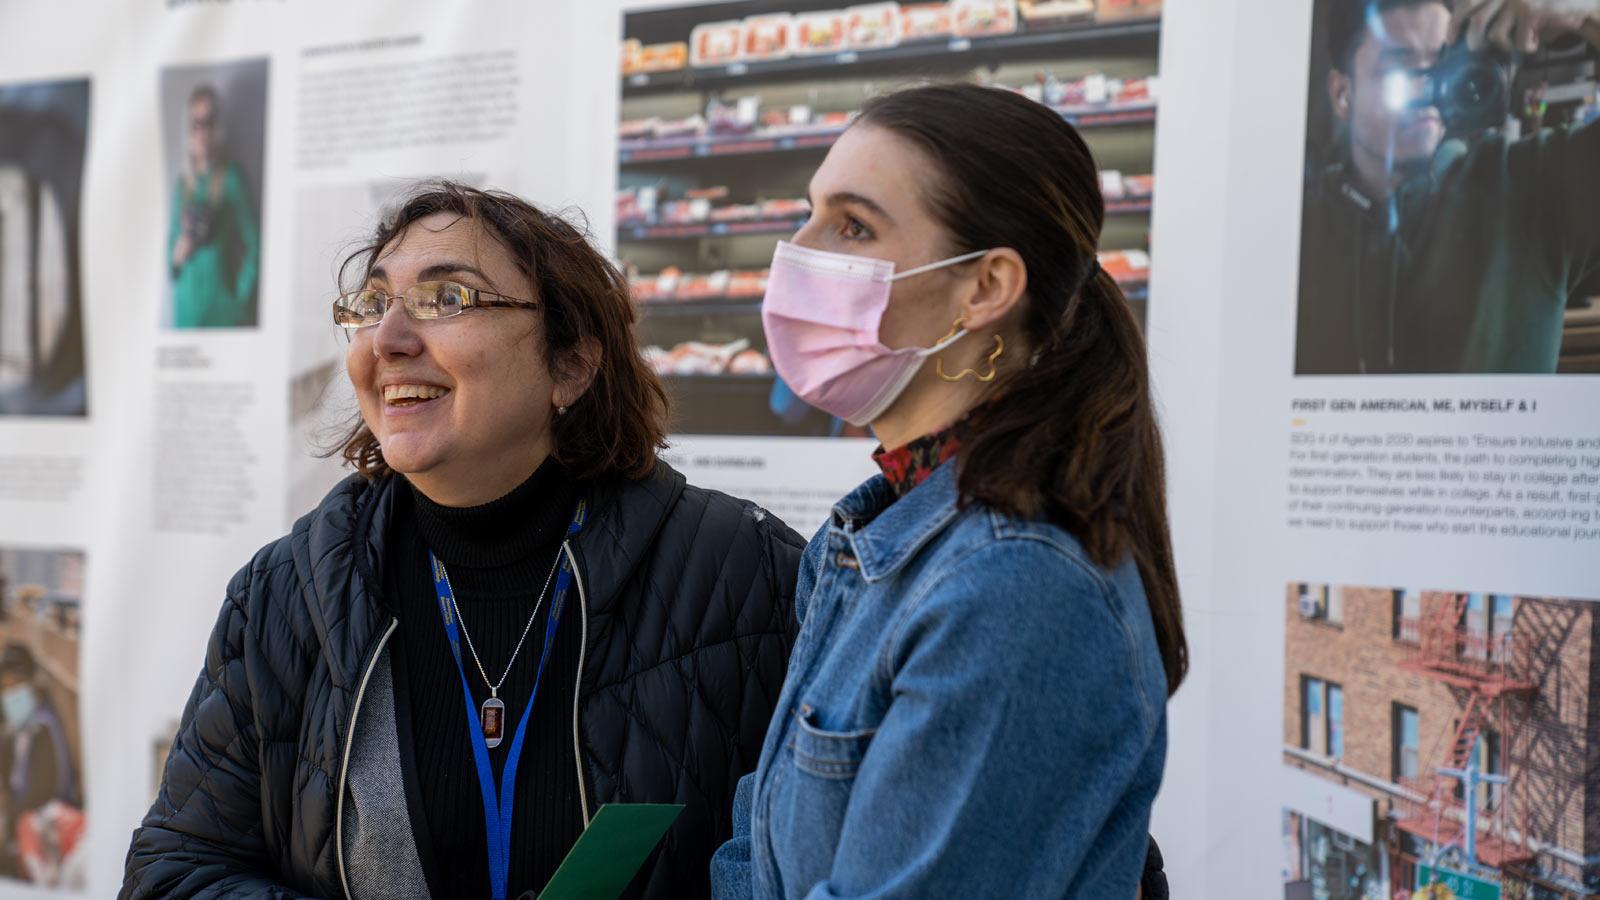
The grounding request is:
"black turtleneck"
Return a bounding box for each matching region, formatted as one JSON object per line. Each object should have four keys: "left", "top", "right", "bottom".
{"left": 384, "top": 459, "right": 585, "bottom": 898}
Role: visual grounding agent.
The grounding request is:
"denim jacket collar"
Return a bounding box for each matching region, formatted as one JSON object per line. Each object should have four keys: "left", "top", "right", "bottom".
{"left": 833, "top": 460, "right": 964, "bottom": 584}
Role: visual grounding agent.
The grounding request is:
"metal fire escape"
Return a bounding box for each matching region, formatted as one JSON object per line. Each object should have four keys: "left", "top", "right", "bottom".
{"left": 1395, "top": 592, "right": 1538, "bottom": 871}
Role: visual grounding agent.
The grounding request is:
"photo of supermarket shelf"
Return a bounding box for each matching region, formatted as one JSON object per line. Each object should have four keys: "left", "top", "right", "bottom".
{"left": 619, "top": 0, "right": 1161, "bottom": 437}
{"left": 1282, "top": 583, "right": 1600, "bottom": 900}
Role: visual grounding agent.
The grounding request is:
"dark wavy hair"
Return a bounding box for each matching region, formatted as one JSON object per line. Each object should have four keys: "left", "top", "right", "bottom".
{"left": 334, "top": 181, "right": 669, "bottom": 482}
{"left": 857, "top": 84, "right": 1187, "bottom": 695}
{"left": 1328, "top": 0, "right": 1446, "bottom": 71}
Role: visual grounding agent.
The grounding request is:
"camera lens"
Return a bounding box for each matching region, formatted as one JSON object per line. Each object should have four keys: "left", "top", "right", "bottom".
{"left": 1432, "top": 41, "right": 1509, "bottom": 133}
{"left": 1452, "top": 65, "right": 1497, "bottom": 107}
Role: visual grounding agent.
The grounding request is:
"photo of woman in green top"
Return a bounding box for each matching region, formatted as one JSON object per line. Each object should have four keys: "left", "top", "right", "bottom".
{"left": 166, "top": 79, "right": 261, "bottom": 329}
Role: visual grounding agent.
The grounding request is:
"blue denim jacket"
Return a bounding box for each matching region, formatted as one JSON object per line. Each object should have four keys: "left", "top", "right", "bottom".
{"left": 711, "top": 461, "right": 1168, "bottom": 899}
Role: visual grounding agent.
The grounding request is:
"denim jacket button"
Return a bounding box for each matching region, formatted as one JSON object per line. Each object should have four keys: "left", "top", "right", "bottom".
{"left": 834, "top": 550, "right": 859, "bottom": 570}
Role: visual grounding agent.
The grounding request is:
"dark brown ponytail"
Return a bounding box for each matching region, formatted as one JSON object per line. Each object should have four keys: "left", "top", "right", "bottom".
{"left": 859, "top": 84, "right": 1187, "bottom": 695}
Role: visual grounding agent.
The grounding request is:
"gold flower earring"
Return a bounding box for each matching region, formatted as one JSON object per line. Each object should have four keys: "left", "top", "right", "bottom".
{"left": 935, "top": 318, "right": 1004, "bottom": 383}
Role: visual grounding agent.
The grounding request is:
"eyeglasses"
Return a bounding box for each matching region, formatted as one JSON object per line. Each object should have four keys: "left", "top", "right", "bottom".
{"left": 333, "top": 281, "right": 538, "bottom": 331}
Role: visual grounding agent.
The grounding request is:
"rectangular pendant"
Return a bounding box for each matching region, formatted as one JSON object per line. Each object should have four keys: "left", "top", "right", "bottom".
{"left": 481, "top": 697, "right": 506, "bottom": 749}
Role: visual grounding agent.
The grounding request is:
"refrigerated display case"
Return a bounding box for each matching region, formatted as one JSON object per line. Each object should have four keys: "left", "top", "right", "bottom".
{"left": 619, "top": 0, "right": 1162, "bottom": 435}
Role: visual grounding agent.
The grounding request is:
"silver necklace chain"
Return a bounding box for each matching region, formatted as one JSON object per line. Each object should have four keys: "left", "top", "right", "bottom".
{"left": 440, "top": 546, "right": 563, "bottom": 699}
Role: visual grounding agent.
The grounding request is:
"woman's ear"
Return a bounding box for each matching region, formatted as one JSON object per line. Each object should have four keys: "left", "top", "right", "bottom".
{"left": 958, "top": 248, "right": 1028, "bottom": 333}
{"left": 553, "top": 336, "right": 602, "bottom": 409}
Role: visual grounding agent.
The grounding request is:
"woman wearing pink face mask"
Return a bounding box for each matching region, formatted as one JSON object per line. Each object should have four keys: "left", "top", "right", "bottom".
{"left": 711, "top": 83, "right": 1186, "bottom": 899}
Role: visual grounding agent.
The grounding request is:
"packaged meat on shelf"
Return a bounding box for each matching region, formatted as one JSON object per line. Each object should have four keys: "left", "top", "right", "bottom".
{"left": 629, "top": 269, "right": 770, "bottom": 304}
{"left": 1094, "top": 0, "right": 1163, "bottom": 21}
{"left": 952, "top": 0, "right": 1019, "bottom": 36}
{"left": 618, "top": 74, "right": 1151, "bottom": 152}
{"left": 642, "top": 339, "right": 773, "bottom": 377}
{"left": 846, "top": 3, "right": 904, "bottom": 49}
{"left": 792, "top": 10, "right": 848, "bottom": 55}
{"left": 743, "top": 14, "right": 795, "bottom": 60}
{"left": 1099, "top": 171, "right": 1155, "bottom": 200}
{"left": 996, "top": 72, "right": 1158, "bottom": 108}
{"left": 622, "top": 40, "right": 688, "bottom": 75}
{"left": 1017, "top": 0, "right": 1097, "bottom": 23}
{"left": 690, "top": 20, "right": 743, "bottom": 67}
{"left": 617, "top": 185, "right": 809, "bottom": 229}
{"left": 1098, "top": 249, "right": 1150, "bottom": 286}
{"left": 622, "top": 0, "right": 1165, "bottom": 74}
{"left": 900, "top": 3, "right": 953, "bottom": 40}
{"left": 1123, "top": 174, "right": 1155, "bottom": 198}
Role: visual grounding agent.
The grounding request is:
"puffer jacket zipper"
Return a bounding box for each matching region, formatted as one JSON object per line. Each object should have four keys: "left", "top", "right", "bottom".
{"left": 336, "top": 617, "right": 399, "bottom": 900}
{"left": 562, "top": 540, "right": 594, "bottom": 827}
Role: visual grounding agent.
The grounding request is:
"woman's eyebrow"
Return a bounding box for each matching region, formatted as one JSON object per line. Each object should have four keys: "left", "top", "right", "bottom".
{"left": 368, "top": 262, "right": 498, "bottom": 290}
{"left": 808, "top": 189, "right": 895, "bottom": 225}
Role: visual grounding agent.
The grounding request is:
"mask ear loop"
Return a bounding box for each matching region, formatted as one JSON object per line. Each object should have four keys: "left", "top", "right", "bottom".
{"left": 935, "top": 318, "right": 1004, "bottom": 383}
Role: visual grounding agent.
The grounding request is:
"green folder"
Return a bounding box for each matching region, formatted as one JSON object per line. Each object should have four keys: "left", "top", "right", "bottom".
{"left": 539, "top": 803, "right": 684, "bottom": 899}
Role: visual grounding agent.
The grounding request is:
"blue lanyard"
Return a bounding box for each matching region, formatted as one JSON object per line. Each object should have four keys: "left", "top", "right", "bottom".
{"left": 430, "top": 499, "right": 587, "bottom": 900}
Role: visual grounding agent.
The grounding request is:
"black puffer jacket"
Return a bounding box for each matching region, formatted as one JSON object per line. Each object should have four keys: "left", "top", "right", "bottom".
{"left": 123, "top": 462, "right": 804, "bottom": 899}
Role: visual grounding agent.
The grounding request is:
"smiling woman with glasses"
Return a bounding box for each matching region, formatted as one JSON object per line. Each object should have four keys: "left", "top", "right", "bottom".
{"left": 125, "top": 182, "right": 806, "bottom": 900}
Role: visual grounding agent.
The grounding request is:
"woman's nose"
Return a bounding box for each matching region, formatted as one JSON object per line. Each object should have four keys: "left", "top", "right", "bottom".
{"left": 370, "top": 299, "right": 424, "bottom": 358}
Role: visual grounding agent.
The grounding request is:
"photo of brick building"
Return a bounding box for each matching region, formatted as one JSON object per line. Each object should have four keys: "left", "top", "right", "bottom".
{"left": 1282, "top": 584, "right": 1600, "bottom": 899}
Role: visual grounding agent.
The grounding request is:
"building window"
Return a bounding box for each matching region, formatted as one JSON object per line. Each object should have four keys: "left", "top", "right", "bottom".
{"left": 1463, "top": 593, "right": 1487, "bottom": 659}
{"left": 1490, "top": 595, "right": 1514, "bottom": 663}
{"left": 1303, "top": 677, "right": 1324, "bottom": 754}
{"left": 1393, "top": 704, "right": 1419, "bottom": 781}
{"left": 1392, "top": 589, "right": 1421, "bottom": 642}
{"left": 1480, "top": 729, "right": 1504, "bottom": 811}
{"left": 1461, "top": 594, "right": 1516, "bottom": 661}
{"left": 1296, "top": 583, "right": 1340, "bottom": 625}
{"left": 1453, "top": 728, "right": 1505, "bottom": 811}
{"left": 1302, "top": 676, "right": 1344, "bottom": 759}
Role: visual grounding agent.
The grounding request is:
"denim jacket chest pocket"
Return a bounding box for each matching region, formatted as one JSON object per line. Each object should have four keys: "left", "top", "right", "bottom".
{"left": 769, "top": 702, "right": 878, "bottom": 891}
{"left": 788, "top": 703, "right": 875, "bottom": 779}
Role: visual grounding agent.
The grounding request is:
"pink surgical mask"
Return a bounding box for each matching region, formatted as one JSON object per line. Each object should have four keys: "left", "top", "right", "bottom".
{"left": 761, "top": 240, "right": 989, "bottom": 426}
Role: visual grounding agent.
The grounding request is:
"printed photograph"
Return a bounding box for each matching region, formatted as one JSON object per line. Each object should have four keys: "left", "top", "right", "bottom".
{"left": 0, "top": 547, "right": 85, "bottom": 890}
{"left": 0, "top": 78, "right": 90, "bottom": 416}
{"left": 1295, "top": 0, "right": 1600, "bottom": 375}
{"left": 160, "top": 58, "right": 268, "bottom": 330}
{"left": 1282, "top": 582, "right": 1599, "bottom": 899}
{"left": 618, "top": 0, "right": 1164, "bottom": 435}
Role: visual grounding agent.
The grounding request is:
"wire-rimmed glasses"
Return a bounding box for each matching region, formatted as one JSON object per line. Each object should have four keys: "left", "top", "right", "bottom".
{"left": 332, "top": 281, "right": 537, "bottom": 332}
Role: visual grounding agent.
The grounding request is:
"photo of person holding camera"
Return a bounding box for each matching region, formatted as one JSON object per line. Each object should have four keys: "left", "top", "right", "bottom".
{"left": 163, "top": 66, "right": 265, "bottom": 330}
{"left": 1296, "top": 0, "right": 1600, "bottom": 375}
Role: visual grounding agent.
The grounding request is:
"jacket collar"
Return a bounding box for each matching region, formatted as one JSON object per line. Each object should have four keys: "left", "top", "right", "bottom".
{"left": 336, "top": 459, "right": 690, "bottom": 601}
{"left": 351, "top": 473, "right": 401, "bottom": 616}
{"left": 277, "top": 472, "right": 400, "bottom": 694}
{"left": 836, "top": 460, "right": 963, "bottom": 584}
{"left": 312, "top": 459, "right": 688, "bottom": 669}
